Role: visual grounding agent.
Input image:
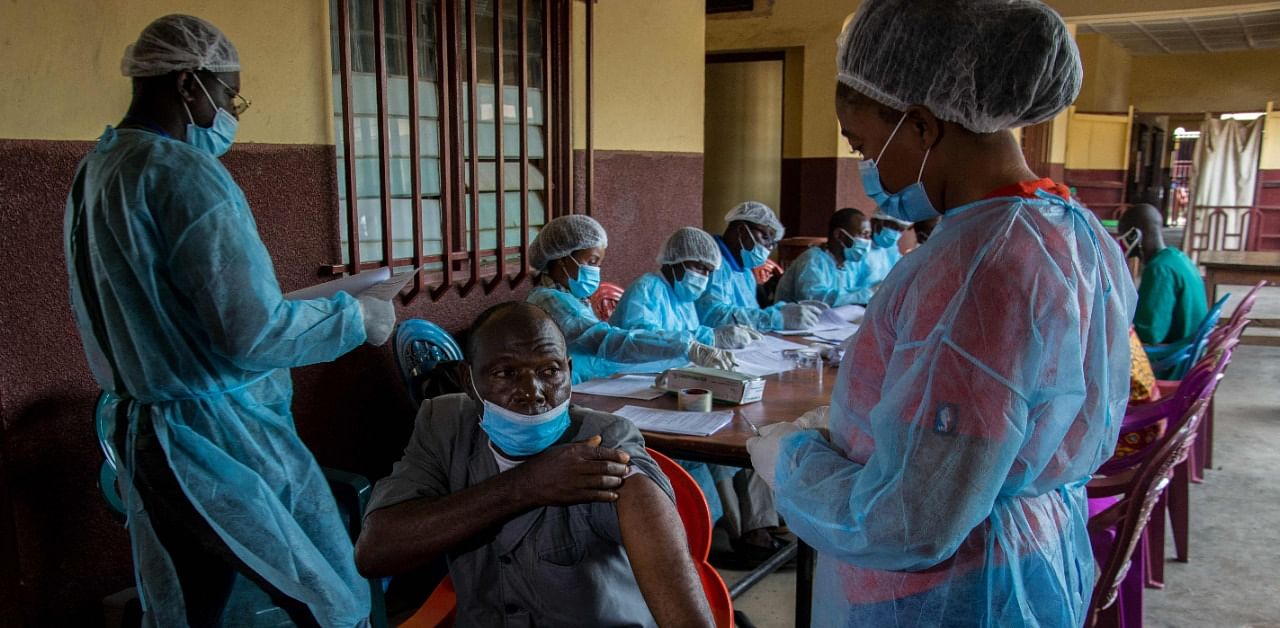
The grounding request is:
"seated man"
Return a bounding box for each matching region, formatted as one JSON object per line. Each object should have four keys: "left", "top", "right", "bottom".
{"left": 696, "top": 201, "right": 823, "bottom": 332}
{"left": 861, "top": 211, "right": 910, "bottom": 287}
{"left": 775, "top": 208, "right": 874, "bottom": 306}
{"left": 1120, "top": 203, "right": 1208, "bottom": 345}
{"left": 355, "top": 302, "right": 712, "bottom": 627}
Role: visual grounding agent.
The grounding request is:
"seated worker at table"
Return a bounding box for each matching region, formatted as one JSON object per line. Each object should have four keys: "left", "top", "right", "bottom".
{"left": 775, "top": 208, "right": 875, "bottom": 306}
{"left": 860, "top": 211, "right": 910, "bottom": 287}
{"left": 1120, "top": 203, "right": 1208, "bottom": 345}
{"left": 355, "top": 302, "right": 713, "bottom": 627}
{"left": 611, "top": 227, "right": 785, "bottom": 566}
{"left": 697, "top": 201, "right": 824, "bottom": 332}
{"left": 525, "top": 214, "right": 735, "bottom": 384}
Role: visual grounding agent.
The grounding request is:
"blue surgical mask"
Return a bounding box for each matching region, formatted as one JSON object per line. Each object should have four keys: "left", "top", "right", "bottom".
{"left": 479, "top": 396, "right": 572, "bottom": 458}
{"left": 859, "top": 113, "right": 940, "bottom": 224}
{"left": 873, "top": 228, "right": 901, "bottom": 249}
{"left": 673, "top": 268, "right": 709, "bottom": 302}
{"left": 842, "top": 234, "right": 872, "bottom": 263}
{"left": 182, "top": 75, "right": 238, "bottom": 158}
{"left": 565, "top": 255, "right": 601, "bottom": 299}
{"left": 738, "top": 229, "right": 771, "bottom": 269}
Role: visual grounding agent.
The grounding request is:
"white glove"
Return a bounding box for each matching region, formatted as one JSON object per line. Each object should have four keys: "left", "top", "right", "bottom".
{"left": 713, "top": 324, "right": 764, "bottom": 350}
{"left": 357, "top": 294, "right": 396, "bottom": 346}
{"left": 780, "top": 303, "right": 821, "bottom": 330}
{"left": 688, "top": 342, "right": 736, "bottom": 371}
{"left": 794, "top": 405, "right": 830, "bottom": 430}
{"left": 747, "top": 422, "right": 802, "bottom": 490}
{"left": 798, "top": 300, "right": 831, "bottom": 312}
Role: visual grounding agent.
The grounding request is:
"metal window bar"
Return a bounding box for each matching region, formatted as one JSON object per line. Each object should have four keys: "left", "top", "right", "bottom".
{"left": 484, "top": 0, "right": 507, "bottom": 293}
{"left": 330, "top": 0, "right": 576, "bottom": 297}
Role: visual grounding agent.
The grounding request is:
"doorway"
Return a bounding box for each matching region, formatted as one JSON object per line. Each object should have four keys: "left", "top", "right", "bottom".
{"left": 703, "top": 53, "right": 785, "bottom": 235}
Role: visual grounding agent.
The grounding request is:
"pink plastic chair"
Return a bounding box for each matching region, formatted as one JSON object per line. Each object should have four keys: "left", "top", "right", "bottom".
{"left": 1088, "top": 398, "right": 1210, "bottom": 628}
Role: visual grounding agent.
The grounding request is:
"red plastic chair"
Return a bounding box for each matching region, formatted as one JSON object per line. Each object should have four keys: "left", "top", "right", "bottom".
{"left": 648, "top": 448, "right": 735, "bottom": 628}
{"left": 590, "top": 281, "right": 624, "bottom": 322}
{"left": 752, "top": 259, "right": 783, "bottom": 285}
{"left": 401, "top": 449, "right": 734, "bottom": 628}
{"left": 1087, "top": 398, "right": 1210, "bottom": 628}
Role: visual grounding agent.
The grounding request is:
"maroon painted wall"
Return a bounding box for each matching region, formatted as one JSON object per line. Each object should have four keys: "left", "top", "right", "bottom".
{"left": 779, "top": 156, "right": 875, "bottom": 237}
{"left": 1064, "top": 168, "right": 1126, "bottom": 220}
{"left": 0, "top": 139, "right": 700, "bottom": 624}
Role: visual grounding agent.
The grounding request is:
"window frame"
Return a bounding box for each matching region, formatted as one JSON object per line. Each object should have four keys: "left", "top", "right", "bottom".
{"left": 329, "top": 0, "right": 591, "bottom": 302}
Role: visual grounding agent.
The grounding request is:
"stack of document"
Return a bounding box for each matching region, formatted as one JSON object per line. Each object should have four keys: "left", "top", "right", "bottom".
{"left": 284, "top": 266, "right": 421, "bottom": 300}
{"left": 572, "top": 375, "right": 666, "bottom": 400}
{"left": 730, "top": 336, "right": 809, "bottom": 377}
{"left": 613, "top": 405, "right": 735, "bottom": 436}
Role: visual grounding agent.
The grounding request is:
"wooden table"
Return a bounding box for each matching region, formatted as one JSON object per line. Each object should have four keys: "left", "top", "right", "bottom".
{"left": 574, "top": 361, "right": 838, "bottom": 628}
{"left": 1199, "top": 251, "right": 1280, "bottom": 336}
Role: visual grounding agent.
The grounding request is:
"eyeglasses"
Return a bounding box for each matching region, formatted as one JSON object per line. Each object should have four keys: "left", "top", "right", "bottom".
{"left": 213, "top": 75, "right": 252, "bottom": 116}
{"left": 1118, "top": 227, "right": 1142, "bottom": 255}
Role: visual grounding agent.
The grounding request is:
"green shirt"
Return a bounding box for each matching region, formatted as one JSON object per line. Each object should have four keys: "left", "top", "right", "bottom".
{"left": 1134, "top": 247, "right": 1208, "bottom": 345}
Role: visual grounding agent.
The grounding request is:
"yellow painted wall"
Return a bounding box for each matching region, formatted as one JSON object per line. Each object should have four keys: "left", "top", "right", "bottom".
{"left": 572, "top": 0, "right": 704, "bottom": 153}
{"left": 0, "top": 0, "right": 331, "bottom": 144}
{"left": 1065, "top": 110, "right": 1131, "bottom": 170}
{"left": 703, "top": 60, "right": 784, "bottom": 232}
{"left": 706, "top": 2, "right": 858, "bottom": 158}
{"left": 1129, "top": 49, "right": 1280, "bottom": 114}
{"left": 1075, "top": 33, "right": 1131, "bottom": 112}
{"left": 1259, "top": 104, "right": 1280, "bottom": 170}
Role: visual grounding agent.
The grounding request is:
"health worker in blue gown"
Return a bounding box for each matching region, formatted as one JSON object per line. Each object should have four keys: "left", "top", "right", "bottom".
{"left": 775, "top": 208, "right": 875, "bottom": 306}
{"left": 66, "top": 15, "right": 394, "bottom": 627}
{"left": 747, "top": 1, "right": 1137, "bottom": 626}
{"left": 524, "top": 215, "right": 737, "bottom": 384}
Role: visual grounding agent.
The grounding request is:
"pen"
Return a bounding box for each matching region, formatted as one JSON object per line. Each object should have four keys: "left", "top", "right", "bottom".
{"left": 743, "top": 416, "right": 761, "bottom": 436}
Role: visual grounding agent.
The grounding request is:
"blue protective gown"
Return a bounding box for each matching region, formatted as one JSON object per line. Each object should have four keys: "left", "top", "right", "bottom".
{"left": 774, "top": 246, "right": 873, "bottom": 306}
{"left": 608, "top": 272, "right": 715, "bottom": 346}
{"left": 694, "top": 237, "right": 785, "bottom": 331}
{"left": 66, "top": 128, "right": 372, "bottom": 626}
{"left": 609, "top": 271, "right": 731, "bottom": 521}
{"left": 526, "top": 281, "right": 691, "bottom": 384}
{"left": 773, "top": 190, "right": 1136, "bottom": 627}
{"left": 860, "top": 241, "right": 902, "bottom": 289}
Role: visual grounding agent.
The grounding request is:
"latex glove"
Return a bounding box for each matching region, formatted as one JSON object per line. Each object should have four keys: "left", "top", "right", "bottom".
{"left": 794, "top": 405, "right": 830, "bottom": 430}
{"left": 747, "top": 422, "right": 802, "bottom": 490}
{"left": 780, "top": 303, "right": 821, "bottom": 330}
{"left": 688, "top": 342, "right": 736, "bottom": 371}
{"left": 358, "top": 294, "right": 396, "bottom": 346}
{"left": 798, "top": 300, "right": 831, "bottom": 312}
{"left": 713, "top": 324, "right": 764, "bottom": 350}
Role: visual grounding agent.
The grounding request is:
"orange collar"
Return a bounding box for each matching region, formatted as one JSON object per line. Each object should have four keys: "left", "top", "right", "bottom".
{"left": 983, "top": 178, "right": 1071, "bottom": 201}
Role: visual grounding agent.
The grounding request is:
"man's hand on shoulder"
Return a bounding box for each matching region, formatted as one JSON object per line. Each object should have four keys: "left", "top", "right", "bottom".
{"left": 508, "top": 435, "right": 632, "bottom": 508}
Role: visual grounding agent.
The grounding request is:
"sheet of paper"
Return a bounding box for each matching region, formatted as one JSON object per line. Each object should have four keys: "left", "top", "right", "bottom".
{"left": 830, "top": 304, "right": 866, "bottom": 323}
{"left": 747, "top": 335, "right": 810, "bottom": 354}
{"left": 359, "top": 267, "right": 422, "bottom": 300}
{"left": 731, "top": 349, "right": 796, "bottom": 377}
{"left": 613, "top": 405, "right": 735, "bottom": 436}
{"left": 573, "top": 375, "right": 666, "bottom": 400}
{"left": 811, "top": 325, "right": 860, "bottom": 342}
{"left": 284, "top": 267, "right": 390, "bottom": 301}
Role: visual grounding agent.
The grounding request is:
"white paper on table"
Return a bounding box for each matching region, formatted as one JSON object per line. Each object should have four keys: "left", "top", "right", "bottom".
{"left": 810, "top": 325, "right": 860, "bottom": 342}
{"left": 830, "top": 304, "right": 866, "bottom": 323}
{"left": 573, "top": 375, "right": 665, "bottom": 400}
{"left": 284, "top": 266, "right": 421, "bottom": 301}
{"left": 730, "top": 349, "right": 796, "bottom": 377}
{"left": 613, "top": 405, "right": 735, "bottom": 436}
{"left": 746, "top": 335, "right": 810, "bottom": 354}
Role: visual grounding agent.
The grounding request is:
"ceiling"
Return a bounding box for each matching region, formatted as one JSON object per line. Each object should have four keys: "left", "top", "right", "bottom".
{"left": 1077, "top": 7, "right": 1280, "bottom": 55}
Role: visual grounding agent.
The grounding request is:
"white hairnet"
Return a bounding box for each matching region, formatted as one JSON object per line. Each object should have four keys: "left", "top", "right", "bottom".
{"left": 873, "top": 210, "right": 913, "bottom": 228}
{"left": 658, "top": 227, "right": 722, "bottom": 270}
{"left": 836, "top": 0, "right": 1081, "bottom": 134}
{"left": 122, "top": 15, "right": 240, "bottom": 77}
{"left": 529, "top": 214, "right": 608, "bottom": 271}
{"left": 724, "top": 201, "right": 785, "bottom": 241}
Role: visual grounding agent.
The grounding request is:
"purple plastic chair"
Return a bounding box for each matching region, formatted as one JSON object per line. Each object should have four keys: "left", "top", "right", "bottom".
{"left": 1087, "top": 397, "right": 1210, "bottom": 628}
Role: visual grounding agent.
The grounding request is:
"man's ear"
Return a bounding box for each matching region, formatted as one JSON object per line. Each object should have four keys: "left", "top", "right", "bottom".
{"left": 566, "top": 356, "right": 574, "bottom": 381}
{"left": 459, "top": 363, "right": 480, "bottom": 402}
{"left": 905, "top": 105, "right": 943, "bottom": 153}
{"left": 175, "top": 71, "right": 199, "bottom": 104}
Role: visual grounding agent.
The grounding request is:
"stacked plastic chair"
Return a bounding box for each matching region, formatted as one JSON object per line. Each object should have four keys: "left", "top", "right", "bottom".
{"left": 1194, "top": 280, "right": 1268, "bottom": 473}
{"left": 1143, "top": 294, "right": 1230, "bottom": 380}
{"left": 394, "top": 319, "right": 464, "bottom": 406}
{"left": 589, "top": 281, "right": 625, "bottom": 322}
{"left": 1087, "top": 397, "right": 1211, "bottom": 628}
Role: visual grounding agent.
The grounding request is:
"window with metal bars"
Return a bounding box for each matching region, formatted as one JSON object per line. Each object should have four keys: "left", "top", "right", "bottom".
{"left": 329, "top": 0, "right": 576, "bottom": 300}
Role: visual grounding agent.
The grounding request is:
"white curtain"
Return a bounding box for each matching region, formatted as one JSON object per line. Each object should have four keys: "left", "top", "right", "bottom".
{"left": 1191, "top": 117, "right": 1264, "bottom": 252}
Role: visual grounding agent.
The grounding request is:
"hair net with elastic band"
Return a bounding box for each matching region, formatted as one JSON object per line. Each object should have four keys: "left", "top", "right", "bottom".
{"left": 836, "top": 0, "right": 1081, "bottom": 134}
{"left": 658, "top": 227, "right": 722, "bottom": 270}
{"left": 529, "top": 214, "right": 608, "bottom": 271}
{"left": 724, "top": 201, "right": 785, "bottom": 241}
{"left": 122, "top": 14, "right": 240, "bottom": 77}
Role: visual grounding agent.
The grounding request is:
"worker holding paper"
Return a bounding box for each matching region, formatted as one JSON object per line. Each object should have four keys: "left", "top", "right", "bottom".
{"left": 64, "top": 15, "right": 391, "bottom": 625}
